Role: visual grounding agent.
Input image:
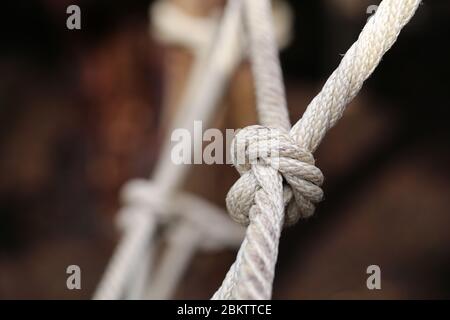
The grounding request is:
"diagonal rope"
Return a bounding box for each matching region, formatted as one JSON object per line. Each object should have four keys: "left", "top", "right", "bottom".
{"left": 213, "top": 0, "right": 421, "bottom": 300}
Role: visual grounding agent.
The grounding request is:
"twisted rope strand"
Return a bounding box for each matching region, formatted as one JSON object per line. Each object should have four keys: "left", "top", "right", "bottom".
{"left": 291, "top": 0, "right": 422, "bottom": 152}
{"left": 214, "top": 0, "right": 421, "bottom": 300}
{"left": 93, "top": 211, "right": 157, "bottom": 300}
{"left": 213, "top": 0, "right": 288, "bottom": 299}
{"left": 94, "top": 0, "right": 244, "bottom": 299}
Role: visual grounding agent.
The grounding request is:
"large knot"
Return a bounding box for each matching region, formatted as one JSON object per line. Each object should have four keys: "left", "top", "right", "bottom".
{"left": 226, "top": 125, "right": 324, "bottom": 226}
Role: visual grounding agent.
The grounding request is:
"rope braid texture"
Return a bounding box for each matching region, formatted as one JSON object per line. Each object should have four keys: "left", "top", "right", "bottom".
{"left": 213, "top": 0, "right": 421, "bottom": 300}
{"left": 95, "top": 0, "right": 296, "bottom": 300}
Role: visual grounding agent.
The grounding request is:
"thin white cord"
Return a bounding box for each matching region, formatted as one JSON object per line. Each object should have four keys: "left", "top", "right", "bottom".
{"left": 95, "top": 0, "right": 296, "bottom": 299}
{"left": 93, "top": 0, "right": 245, "bottom": 300}
{"left": 93, "top": 209, "right": 157, "bottom": 300}
{"left": 244, "top": 0, "right": 291, "bottom": 130}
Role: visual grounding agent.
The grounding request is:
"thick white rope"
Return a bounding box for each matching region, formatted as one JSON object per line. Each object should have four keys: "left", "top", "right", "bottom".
{"left": 143, "top": 0, "right": 295, "bottom": 300}
{"left": 243, "top": 0, "right": 291, "bottom": 131}
{"left": 213, "top": 0, "right": 421, "bottom": 300}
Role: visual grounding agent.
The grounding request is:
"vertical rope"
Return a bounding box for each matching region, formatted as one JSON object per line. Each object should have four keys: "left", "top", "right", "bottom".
{"left": 244, "top": 0, "right": 291, "bottom": 130}
{"left": 93, "top": 212, "right": 157, "bottom": 300}
{"left": 291, "top": 0, "right": 422, "bottom": 152}
{"left": 214, "top": 0, "right": 421, "bottom": 300}
{"left": 93, "top": 0, "right": 244, "bottom": 299}
{"left": 213, "top": 0, "right": 288, "bottom": 299}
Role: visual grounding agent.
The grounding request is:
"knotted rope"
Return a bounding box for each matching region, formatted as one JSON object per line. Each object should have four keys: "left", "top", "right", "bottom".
{"left": 227, "top": 125, "right": 324, "bottom": 226}
{"left": 213, "top": 0, "right": 421, "bottom": 300}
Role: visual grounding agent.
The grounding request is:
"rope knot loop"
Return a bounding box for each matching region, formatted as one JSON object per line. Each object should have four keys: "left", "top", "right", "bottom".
{"left": 116, "top": 179, "right": 166, "bottom": 231}
{"left": 227, "top": 125, "right": 324, "bottom": 226}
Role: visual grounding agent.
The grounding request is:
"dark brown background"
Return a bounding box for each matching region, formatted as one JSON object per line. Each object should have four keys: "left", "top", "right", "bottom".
{"left": 0, "top": 0, "right": 449, "bottom": 299}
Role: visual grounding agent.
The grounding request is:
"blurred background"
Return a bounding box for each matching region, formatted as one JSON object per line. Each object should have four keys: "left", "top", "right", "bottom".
{"left": 0, "top": 0, "right": 449, "bottom": 299}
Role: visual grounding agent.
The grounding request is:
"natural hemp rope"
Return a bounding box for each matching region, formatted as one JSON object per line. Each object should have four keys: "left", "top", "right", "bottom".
{"left": 213, "top": 0, "right": 421, "bottom": 300}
